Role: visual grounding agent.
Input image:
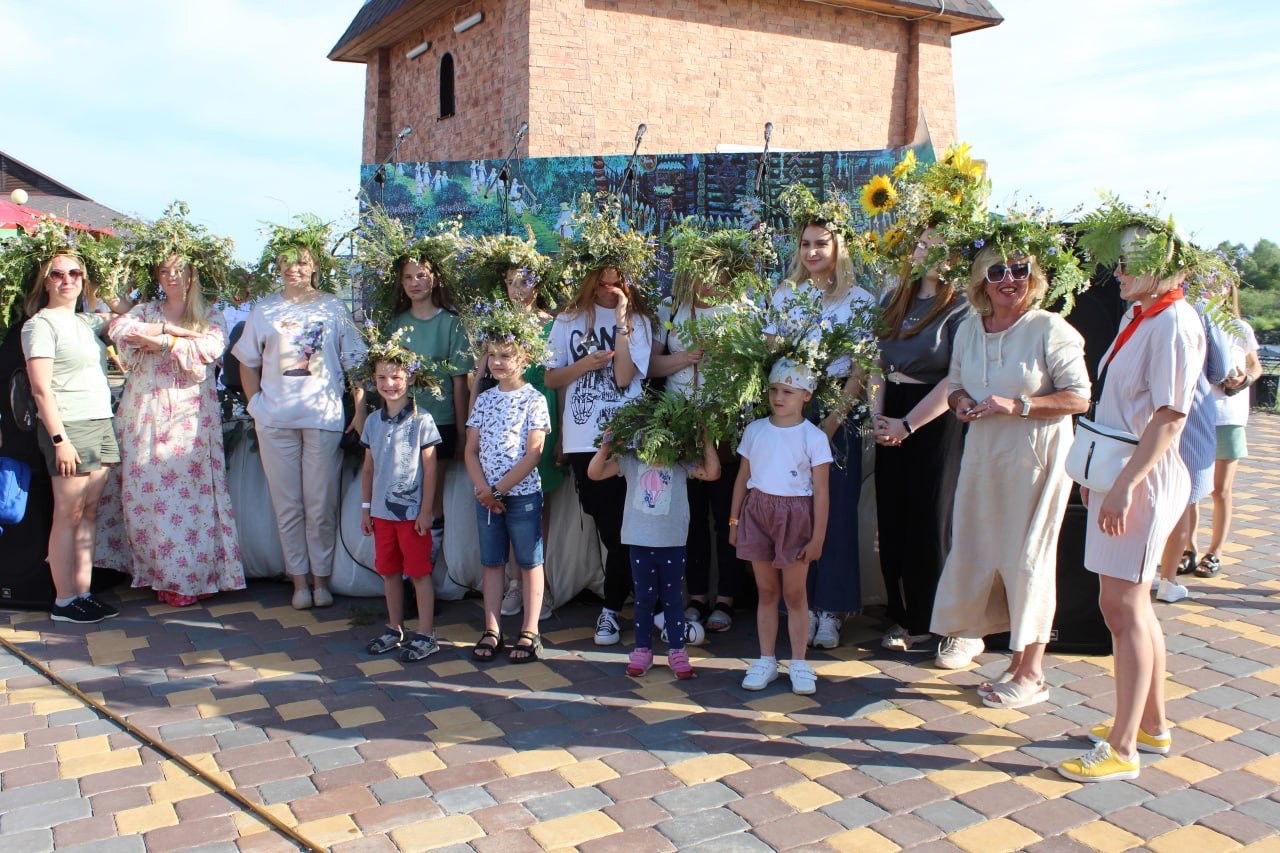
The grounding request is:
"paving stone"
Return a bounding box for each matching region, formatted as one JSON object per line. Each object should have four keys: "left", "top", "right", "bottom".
{"left": 868, "top": 813, "right": 946, "bottom": 846}
{"left": 819, "top": 796, "right": 891, "bottom": 829}
{"left": 0, "top": 778, "right": 81, "bottom": 811}
{"left": 862, "top": 776, "right": 949, "bottom": 814}
{"left": 307, "top": 746, "right": 364, "bottom": 772}
{"left": 961, "top": 780, "right": 1050, "bottom": 818}
{"left": 1183, "top": 739, "right": 1266, "bottom": 771}
{"left": 523, "top": 785, "right": 613, "bottom": 820}
{"left": 1008, "top": 798, "right": 1097, "bottom": 835}
{"left": 603, "top": 798, "right": 671, "bottom": 830}
{"left": 656, "top": 807, "right": 750, "bottom": 847}
{"left": 579, "top": 827, "right": 678, "bottom": 853}
{"left": 0, "top": 795, "right": 92, "bottom": 832}
{"left": 214, "top": 727, "right": 269, "bottom": 750}
{"left": 370, "top": 775, "right": 431, "bottom": 805}
{"left": 2, "top": 828, "right": 56, "bottom": 853}
{"left": 857, "top": 758, "right": 925, "bottom": 785}
{"left": 599, "top": 768, "right": 683, "bottom": 802}
{"left": 287, "top": 730, "right": 369, "bottom": 756}
{"left": 1234, "top": 796, "right": 1280, "bottom": 829}
{"left": 1198, "top": 808, "right": 1280, "bottom": 844}
{"left": 256, "top": 776, "right": 319, "bottom": 805}
{"left": 1187, "top": 685, "right": 1262, "bottom": 710}
{"left": 433, "top": 784, "right": 499, "bottom": 815}
{"left": 750, "top": 810, "right": 845, "bottom": 848}
{"left": 1104, "top": 804, "right": 1181, "bottom": 840}
{"left": 911, "top": 799, "right": 986, "bottom": 833}
{"left": 654, "top": 781, "right": 740, "bottom": 816}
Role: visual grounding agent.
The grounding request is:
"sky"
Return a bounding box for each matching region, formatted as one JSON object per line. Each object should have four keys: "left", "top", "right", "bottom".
{"left": 2, "top": 0, "right": 1277, "bottom": 262}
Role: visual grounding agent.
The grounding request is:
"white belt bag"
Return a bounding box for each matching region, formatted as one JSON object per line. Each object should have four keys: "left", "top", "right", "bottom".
{"left": 1065, "top": 417, "right": 1139, "bottom": 493}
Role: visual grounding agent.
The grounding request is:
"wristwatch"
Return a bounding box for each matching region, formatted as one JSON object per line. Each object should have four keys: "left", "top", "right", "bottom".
{"left": 491, "top": 487, "right": 505, "bottom": 501}
{"left": 51, "top": 433, "right": 65, "bottom": 445}
{"left": 1019, "top": 395, "right": 1032, "bottom": 418}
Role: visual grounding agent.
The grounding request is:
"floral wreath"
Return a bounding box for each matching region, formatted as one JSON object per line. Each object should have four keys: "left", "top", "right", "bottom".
{"left": 452, "top": 229, "right": 560, "bottom": 312}
{"left": 666, "top": 222, "right": 776, "bottom": 308}
{"left": 600, "top": 390, "right": 706, "bottom": 467}
{"left": 0, "top": 216, "right": 118, "bottom": 332}
{"left": 109, "top": 201, "right": 236, "bottom": 304}
{"left": 959, "top": 201, "right": 1090, "bottom": 313}
{"left": 354, "top": 205, "right": 463, "bottom": 330}
{"left": 858, "top": 142, "right": 991, "bottom": 277}
{"left": 1073, "top": 192, "right": 1240, "bottom": 304}
{"left": 776, "top": 182, "right": 880, "bottom": 273}
{"left": 457, "top": 295, "right": 551, "bottom": 365}
{"left": 357, "top": 322, "right": 445, "bottom": 398}
{"left": 551, "top": 192, "right": 659, "bottom": 308}
{"left": 257, "top": 214, "right": 344, "bottom": 296}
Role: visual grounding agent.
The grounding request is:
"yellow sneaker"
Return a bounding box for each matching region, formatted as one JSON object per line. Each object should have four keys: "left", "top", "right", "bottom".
{"left": 1087, "top": 724, "right": 1171, "bottom": 755}
{"left": 1058, "top": 741, "right": 1140, "bottom": 782}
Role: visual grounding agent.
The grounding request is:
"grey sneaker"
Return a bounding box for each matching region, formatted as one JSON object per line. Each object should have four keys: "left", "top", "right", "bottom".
{"left": 400, "top": 633, "right": 440, "bottom": 662}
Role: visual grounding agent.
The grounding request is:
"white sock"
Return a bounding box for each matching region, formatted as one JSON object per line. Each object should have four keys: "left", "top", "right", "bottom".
{"left": 55, "top": 596, "right": 77, "bottom": 607}
{"left": 759, "top": 655, "right": 777, "bottom": 665}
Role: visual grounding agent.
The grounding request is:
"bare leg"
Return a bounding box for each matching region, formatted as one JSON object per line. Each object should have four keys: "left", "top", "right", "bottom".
{"left": 383, "top": 575, "right": 405, "bottom": 630}
{"left": 1099, "top": 575, "right": 1166, "bottom": 756}
{"left": 49, "top": 469, "right": 109, "bottom": 599}
{"left": 481, "top": 565, "right": 504, "bottom": 633}
{"left": 1157, "top": 505, "right": 1193, "bottom": 584}
{"left": 520, "top": 566, "right": 545, "bottom": 636}
{"left": 411, "top": 575, "right": 435, "bottom": 635}
{"left": 753, "top": 561, "right": 781, "bottom": 658}
{"left": 780, "top": 560, "right": 810, "bottom": 662}
{"left": 1206, "top": 459, "right": 1237, "bottom": 556}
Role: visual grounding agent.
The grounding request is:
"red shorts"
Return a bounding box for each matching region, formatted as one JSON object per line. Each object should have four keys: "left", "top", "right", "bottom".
{"left": 372, "top": 518, "right": 433, "bottom": 578}
{"left": 735, "top": 489, "right": 814, "bottom": 570}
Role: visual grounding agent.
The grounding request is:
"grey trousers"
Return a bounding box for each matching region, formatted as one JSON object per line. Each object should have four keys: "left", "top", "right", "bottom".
{"left": 257, "top": 425, "right": 343, "bottom": 578}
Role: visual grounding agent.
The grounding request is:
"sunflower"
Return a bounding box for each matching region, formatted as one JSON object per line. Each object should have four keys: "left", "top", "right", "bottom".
{"left": 882, "top": 227, "right": 906, "bottom": 251}
{"left": 860, "top": 175, "right": 898, "bottom": 217}
{"left": 892, "top": 150, "right": 918, "bottom": 181}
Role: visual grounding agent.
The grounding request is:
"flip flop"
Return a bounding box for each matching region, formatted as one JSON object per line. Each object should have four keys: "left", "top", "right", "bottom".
{"left": 976, "top": 671, "right": 1015, "bottom": 699}
{"left": 982, "top": 679, "right": 1050, "bottom": 709}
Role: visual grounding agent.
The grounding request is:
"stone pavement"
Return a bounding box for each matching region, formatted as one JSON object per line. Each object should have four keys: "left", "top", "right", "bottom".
{"left": 1, "top": 415, "right": 1278, "bottom": 853}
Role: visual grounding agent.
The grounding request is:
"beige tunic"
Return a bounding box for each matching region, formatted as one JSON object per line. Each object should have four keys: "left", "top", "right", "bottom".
{"left": 1084, "top": 299, "right": 1203, "bottom": 583}
{"left": 931, "top": 309, "right": 1090, "bottom": 649}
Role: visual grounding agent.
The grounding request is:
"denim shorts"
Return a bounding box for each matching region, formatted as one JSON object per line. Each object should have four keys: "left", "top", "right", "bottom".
{"left": 475, "top": 491, "right": 544, "bottom": 569}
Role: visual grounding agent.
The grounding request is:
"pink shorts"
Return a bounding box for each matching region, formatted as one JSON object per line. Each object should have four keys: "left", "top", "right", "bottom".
{"left": 735, "top": 489, "right": 814, "bottom": 569}
{"left": 372, "top": 518, "right": 433, "bottom": 578}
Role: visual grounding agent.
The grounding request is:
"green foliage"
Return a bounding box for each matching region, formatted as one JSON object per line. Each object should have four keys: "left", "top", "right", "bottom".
{"left": 257, "top": 214, "right": 344, "bottom": 295}
{"left": 354, "top": 207, "right": 463, "bottom": 331}
{"left": 551, "top": 192, "right": 660, "bottom": 308}
{"left": 355, "top": 321, "right": 446, "bottom": 399}
{"left": 982, "top": 204, "right": 1089, "bottom": 315}
{"left": 0, "top": 217, "right": 120, "bottom": 332}
{"left": 455, "top": 295, "right": 551, "bottom": 365}
{"left": 452, "top": 229, "right": 559, "bottom": 312}
{"left": 776, "top": 183, "right": 880, "bottom": 272}
{"left": 666, "top": 223, "right": 776, "bottom": 308}
{"left": 601, "top": 390, "right": 706, "bottom": 467}
{"left": 108, "top": 201, "right": 236, "bottom": 304}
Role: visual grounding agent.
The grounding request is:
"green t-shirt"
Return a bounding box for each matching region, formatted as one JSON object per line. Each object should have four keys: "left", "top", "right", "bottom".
{"left": 392, "top": 308, "right": 474, "bottom": 426}
{"left": 21, "top": 309, "right": 112, "bottom": 421}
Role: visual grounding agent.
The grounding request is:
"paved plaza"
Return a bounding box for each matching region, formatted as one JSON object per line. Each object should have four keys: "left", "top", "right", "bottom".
{"left": 2, "top": 415, "right": 1279, "bottom": 852}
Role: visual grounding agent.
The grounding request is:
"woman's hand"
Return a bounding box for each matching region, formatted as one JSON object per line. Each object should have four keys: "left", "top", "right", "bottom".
{"left": 968, "top": 395, "right": 1016, "bottom": 419}
{"left": 54, "top": 442, "right": 81, "bottom": 478}
{"left": 683, "top": 349, "right": 704, "bottom": 368}
{"left": 1096, "top": 484, "right": 1133, "bottom": 536}
{"left": 872, "top": 414, "right": 908, "bottom": 446}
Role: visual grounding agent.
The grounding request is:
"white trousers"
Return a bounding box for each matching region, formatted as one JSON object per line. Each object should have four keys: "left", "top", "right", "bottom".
{"left": 256, "top": 426, "right": 343, "bottom": 578}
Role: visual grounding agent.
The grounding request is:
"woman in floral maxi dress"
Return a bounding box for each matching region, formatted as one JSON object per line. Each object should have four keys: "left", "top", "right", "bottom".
{"left": 96, "top": 256, "right": 244, "bottom": 605}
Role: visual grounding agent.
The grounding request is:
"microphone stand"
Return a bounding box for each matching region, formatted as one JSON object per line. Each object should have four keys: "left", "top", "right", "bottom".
{"left": 620, "top": 132, "right": 644, "bottom": 227}
{"left": 361, "top": 131, "right": 413, "bottom": 209}
{"left": 485, "top": 128, "right": 526, "bottom": 236}
{"left": 754, "top": 124, "right": 774, "bottom": 224}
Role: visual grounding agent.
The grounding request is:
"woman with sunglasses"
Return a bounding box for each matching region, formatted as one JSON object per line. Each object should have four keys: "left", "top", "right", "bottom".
{"left": 868, "top": 228, "right": 968, "bottom": 654}
{"left": 21, "top": 254, "right": 121, "bottom": 623}
{"left": 930, "top": 242, "right": 1090, "bottom": 707}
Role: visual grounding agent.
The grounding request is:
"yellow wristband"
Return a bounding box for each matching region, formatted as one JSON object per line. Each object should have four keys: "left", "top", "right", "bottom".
{"left": 728, "top": 517, "right": 739, "bottom": 526}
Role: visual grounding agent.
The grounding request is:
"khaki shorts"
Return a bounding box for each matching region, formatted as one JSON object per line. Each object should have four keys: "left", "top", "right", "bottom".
{"left": 37, "top": 419, "right": 119, "bottom": 476}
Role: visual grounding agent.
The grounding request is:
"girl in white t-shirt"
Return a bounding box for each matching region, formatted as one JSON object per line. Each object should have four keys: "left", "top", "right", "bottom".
{"left": 729, "top": 359, "right": 832, "bottom": 696}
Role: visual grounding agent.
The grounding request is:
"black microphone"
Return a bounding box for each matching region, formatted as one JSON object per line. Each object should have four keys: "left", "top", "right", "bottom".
{"left": 764, "top": 122, "right": 773, "bottom": 144}
{"left": 635, "top": 123, "right": 647, "bottom": 144}
{"left": 398, "top": 126, "right": 413, "bottom": 140}
{"left": 515, "top": 121, "right": 529, "bottom": 140}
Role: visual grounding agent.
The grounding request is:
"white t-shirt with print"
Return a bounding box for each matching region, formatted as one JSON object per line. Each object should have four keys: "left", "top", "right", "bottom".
{"left": 546, "top": 305, "right": 652, "bottom": 453}
{"left": 466, "top": 382, "right": 551, "bottom": 495}
{"left": 737, "top": 417, "right": 833, "bottom": 497}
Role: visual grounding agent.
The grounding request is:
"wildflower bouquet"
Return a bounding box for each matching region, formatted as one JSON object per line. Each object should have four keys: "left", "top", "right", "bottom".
{"left": 451, "top": 228, "right": 559, "bottom": 311}
{"left": 357, "top": 322, "right": 445, "bottom": 399}
{"left": 551, "top": 192, "right": 659, "bottom": 308}
{"left": 456, "top": 295, "right": 551, "bottom": 366}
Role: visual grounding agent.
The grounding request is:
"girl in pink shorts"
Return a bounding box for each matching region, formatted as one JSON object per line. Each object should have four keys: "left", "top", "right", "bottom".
{"left": 729, "top": 359, "right": 832, "bottom": 695}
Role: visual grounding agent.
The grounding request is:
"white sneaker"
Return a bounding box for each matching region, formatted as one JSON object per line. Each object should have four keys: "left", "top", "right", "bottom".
{"left": 881, "top": 625, "right": 932, "bottom": 652}
{"left": 291, "top": 587, "right": 313, "bottom": 610}
{"left": 812, "top": 611, "right": 842, "bottom": 649}
{"left": 312, "top": 586, "right": 333, "bottom": 608}
{"left": 594, "top": 608, "right": 621, "bottom": 645}
{"left": 501, "top": 581, "right": 523, "bottom": 616}
{"left": 935, "top": 636, "right": 984, "bottom": 669}
{"left": 807, "top": 610, "right": 819, "bottom": 646}
{"left": 789, "top": 660, "right": 818, "bottom": 695}
{"left": 1156, "top": 579, "right": 1191, "bottom": 603}
{"left": 742, "top": 657, "right": 779, "bottom": 690}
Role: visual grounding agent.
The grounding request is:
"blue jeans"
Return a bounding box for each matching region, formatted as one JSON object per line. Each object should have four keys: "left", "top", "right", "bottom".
{"left": 631, "top": 545, "right": 687, "bottom": 650}
{"left": 475, "top": 492, "right": 544, "bottom": 569}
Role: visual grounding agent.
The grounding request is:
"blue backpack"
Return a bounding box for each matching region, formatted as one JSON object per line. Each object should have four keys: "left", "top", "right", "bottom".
{"left": 0, "top": 455, "right": 31, "bottom": 534}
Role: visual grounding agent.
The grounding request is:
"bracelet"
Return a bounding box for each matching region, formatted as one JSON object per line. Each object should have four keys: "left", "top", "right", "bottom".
{"left": 728, "top": 517, "right": 739, "bottom": 527}
{"left": 167, "top": 334, "right": 177, "bottom": 351}
{"left": 161, "top": 321, "right": 166, "bottom": 335}
{"left": 902, "top": 418, "right": 914, "bottom": 437}
{"left": 361, "top": 502, "right": 372, "bottom": 509}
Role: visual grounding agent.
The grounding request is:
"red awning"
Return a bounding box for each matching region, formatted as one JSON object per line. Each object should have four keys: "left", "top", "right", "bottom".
{"left": 0, "top": 198, "right": 112, "bottom": 235}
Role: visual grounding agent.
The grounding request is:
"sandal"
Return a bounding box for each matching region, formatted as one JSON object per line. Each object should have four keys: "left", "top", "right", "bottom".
{"left": 684, "top": 599, "right": 711, "bottom": 625}
{"left": 400, "top": 632, "right": 440, "bottom": 662}
{"left": 508, "top": 631, "right": 543, "bottom": 663}
{"left": 976, "top": 671, "right": 1015, "bottom": 699}
{"left": 1194, "top": 553, "right": 1221, "bottom": 578}
{"left": 981, "top": 679, "right": 1050, "bottom": 709}
{"left": 706, "top": 603, "right": 733, "bottom": 633}
{"left": 1176, "top": 549, "right": 1197, "bottom": 576}
{"left": 366, "top": 626, "right": 405, "bottom": 655}
{"left": 472, "top": 629, "right": 505, "bottom": 661}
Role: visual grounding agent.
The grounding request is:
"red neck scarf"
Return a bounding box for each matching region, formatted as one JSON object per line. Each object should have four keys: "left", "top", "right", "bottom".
{"left": 1102, "top": 287, "right": 1184, "bottom": 373}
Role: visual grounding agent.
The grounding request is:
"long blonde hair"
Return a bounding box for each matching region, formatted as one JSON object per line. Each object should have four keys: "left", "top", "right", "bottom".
{"left": 24, "top": 253, "right": 86, "bottom": 317}
{"left": 153, "top": 260, "right": 210, "bottom": 331}
{"left": 783, "top": 223, "right": 857, "bottom": 302}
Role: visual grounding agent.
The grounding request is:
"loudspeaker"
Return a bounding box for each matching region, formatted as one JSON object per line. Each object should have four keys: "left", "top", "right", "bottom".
{"left": 987, "top": 503, "right": 1111, "bottom": 655}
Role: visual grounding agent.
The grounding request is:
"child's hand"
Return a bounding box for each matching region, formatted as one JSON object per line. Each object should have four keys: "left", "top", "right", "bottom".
{"left": 796, "top": 537, "right": 824, "bottom": 564}
{"left": 728, "top": 525, "right": 737, "bottom": 547}
{"left": 360, "top": 511, "right": 374, "bottom": 537}
{"left": 414, "top": 510, "right": 432, "bottom": 537}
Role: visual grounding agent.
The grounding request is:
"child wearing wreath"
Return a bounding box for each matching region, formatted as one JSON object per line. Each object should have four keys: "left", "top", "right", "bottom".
{"left": 587, "top": 392, "right": 721, "bottom": 679}
{"left": 359, "top": 332, "right": 443, "bottom": 662}
{"left": 462, "top": 300, "right": 552, "bottom": 663}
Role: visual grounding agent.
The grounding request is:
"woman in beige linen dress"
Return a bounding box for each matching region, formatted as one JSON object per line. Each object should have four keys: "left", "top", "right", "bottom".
{"left": 931, "top": 244, "right": 1090, "bottom": 708}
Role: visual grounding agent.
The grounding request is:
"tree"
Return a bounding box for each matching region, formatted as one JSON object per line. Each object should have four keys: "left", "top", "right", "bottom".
{"left": 1242, "top": 238, "right": 1280, "bottom": 291}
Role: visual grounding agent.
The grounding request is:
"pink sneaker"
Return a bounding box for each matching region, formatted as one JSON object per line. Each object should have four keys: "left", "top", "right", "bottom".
{"left": 626, "top": 647, "right": 653, "bottom": 677}
{"left": 668, "top": 648, "right": 695, "bottom": 680}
